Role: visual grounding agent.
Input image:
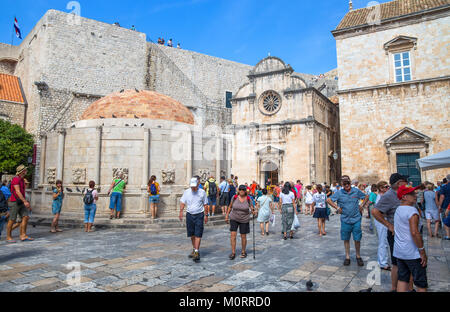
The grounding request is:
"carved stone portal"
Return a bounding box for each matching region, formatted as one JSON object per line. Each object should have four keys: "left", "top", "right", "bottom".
{"left": 162, "top": 170, "right": 175, "bottom": 184}
{"left": 72, "top": 167, "right": 86, "bottom": 184}
{"left": 198, "top": 169, "right": 211, "bottom": 184}
{"left": 113, "top": 168, "right": 129, "bottom": 183}
{"left": 47, "top": 168, "right": 56, "bottom": 184}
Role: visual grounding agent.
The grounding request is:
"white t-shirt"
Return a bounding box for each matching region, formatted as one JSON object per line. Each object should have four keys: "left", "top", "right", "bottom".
{"left": 180, "top": 188, "right": 208, "bottom": 215}
{"left": 280, "top": 191, "right": 295, "bottom": 204}
{"left": 393, "top": 205, "right": 420, "bottom": 260}
{"left": 305, "top": 191, "right": 313, "bottom": 204}
{"left": 313, "top": 193, "right": 327, "bottom": 209}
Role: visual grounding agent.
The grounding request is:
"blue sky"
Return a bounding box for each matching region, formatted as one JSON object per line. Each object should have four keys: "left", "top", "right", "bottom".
{"left": 1, "top": 0, "right": 391, "bottom": 75}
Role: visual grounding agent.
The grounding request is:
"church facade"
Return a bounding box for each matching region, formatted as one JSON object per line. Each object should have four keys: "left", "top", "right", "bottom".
{"left": 231, "top": 57, "right": 340, "bottom": 186}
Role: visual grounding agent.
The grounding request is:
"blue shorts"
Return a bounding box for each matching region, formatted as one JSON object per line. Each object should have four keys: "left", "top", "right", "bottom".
{"left": 109, "top": 192, "right": 123, "bottom": 211}
{"left": 52, "top": 202, "right": 62, "bottom": 215}
{"left": 443, "top": 216, "right": 450, "bottom": 227}
{"left": 208, "top": 196, "right": 217, "bottom": 206}
{"left": 341, "top": 220, "right": 362, "bottom": 241}
{"left": 274, "top": 196, "right": 280, "bottom": 203}
{"left": 149, "top": 195, "right": 160, "bottom": 203}
{"left": 186, "top": 212, "right": 204, "bottom": 238}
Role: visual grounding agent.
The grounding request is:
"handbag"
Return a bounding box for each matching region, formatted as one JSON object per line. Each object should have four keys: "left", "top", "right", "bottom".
{"left": 270, "top": 214, "right": 276, "bottom": 227}
{"left": 291, "top": 214, "right": 300, "bottom": 230}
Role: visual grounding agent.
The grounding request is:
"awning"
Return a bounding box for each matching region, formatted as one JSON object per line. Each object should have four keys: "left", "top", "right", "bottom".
{"left": 416, "top": 149, "right": 450, "bottom": 171}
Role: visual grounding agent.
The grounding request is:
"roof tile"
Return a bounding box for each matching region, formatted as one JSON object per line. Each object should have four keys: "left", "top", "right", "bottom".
{"left": 335, "top": 0, "right": 450, "bottom": 31}
{"left": 0, "top": 73, "right": 24, "bottom": 103}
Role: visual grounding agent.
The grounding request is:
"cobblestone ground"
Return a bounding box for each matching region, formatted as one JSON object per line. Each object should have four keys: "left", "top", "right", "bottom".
{"left": 0, "top": 212, "right": 448, "bottom": 292}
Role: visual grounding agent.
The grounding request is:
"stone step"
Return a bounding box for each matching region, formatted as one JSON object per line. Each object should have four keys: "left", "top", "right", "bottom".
{"left": 29, "top": 214, "right": 227, "bottom": 231}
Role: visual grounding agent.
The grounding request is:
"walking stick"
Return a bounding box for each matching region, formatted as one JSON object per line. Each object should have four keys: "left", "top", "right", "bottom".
{"left": 253, "top": 212, "right": 256, "bottom": 260}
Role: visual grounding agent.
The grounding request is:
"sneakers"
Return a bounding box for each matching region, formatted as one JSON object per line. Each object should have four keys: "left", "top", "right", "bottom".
{"left": 188, "top": 249, "right": 195, "bottom": 258}
{"left": 193, "top": 251, "right": 200, "bottom": 262}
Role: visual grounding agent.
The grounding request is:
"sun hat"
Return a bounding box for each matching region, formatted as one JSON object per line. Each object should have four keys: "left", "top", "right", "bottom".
{"left": 16, "top": 165, "right": 27, "bottom": 175}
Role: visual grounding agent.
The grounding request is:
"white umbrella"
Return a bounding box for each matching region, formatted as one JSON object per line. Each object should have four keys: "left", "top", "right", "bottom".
{"left": 416, "top": 149, "right": 450, "bottom": 171}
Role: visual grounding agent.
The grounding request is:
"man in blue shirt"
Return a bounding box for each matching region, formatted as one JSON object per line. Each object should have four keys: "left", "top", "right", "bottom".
{"left": 327, "top": 176, "right": 369, "bottom": 266}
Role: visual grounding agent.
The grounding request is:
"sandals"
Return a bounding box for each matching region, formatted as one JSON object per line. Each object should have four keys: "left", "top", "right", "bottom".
{"left": 110, "top": 215, "right": 114, "bottom": 220}
{"left": 356, "top": 257, "right": 364, "bottom": 267}
{"left": 343, "top": 258, "right": 351, "bottom": 266}
{"left": 381, "top": 266, "right": 392, "bottom": 271}
{"left": 240, "top": 252, "right": 247, "bottom": 259}
{"left": 229, "top": 254, "right": 236, "bottom": 260}
{"left": 21, "top": 237, "right": 35, "bottom": 242}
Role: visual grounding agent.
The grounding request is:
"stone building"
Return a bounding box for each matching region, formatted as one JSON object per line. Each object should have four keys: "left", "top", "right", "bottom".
{"left": 231, "top": 57, "right": 340, "bottom": 186}
{"left": 30, "top": 90, "right": 226, "bottom": 217}
{"left": 332, "top": 0, "right": 450, "bottom": 186}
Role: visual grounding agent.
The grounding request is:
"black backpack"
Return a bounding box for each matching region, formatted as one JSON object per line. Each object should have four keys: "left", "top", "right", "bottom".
{"left": 208, "top": 180, "right": 217, "bottom": 197}
{"left": 83, "top": 190, "right": 94, "bottom": 205}
{"left": 0, "top": 191, "right": 7, "bottom": 213}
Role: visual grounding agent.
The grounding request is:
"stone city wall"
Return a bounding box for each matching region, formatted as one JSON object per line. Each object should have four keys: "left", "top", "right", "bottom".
{"left": 339, "top": 79, "right": 450, "bottom": 184}
{"left": 148, "top": 43, "right": 252, "bottom": 128}
{"left": 336, "top": 15, "right": 450, "bottom": 90}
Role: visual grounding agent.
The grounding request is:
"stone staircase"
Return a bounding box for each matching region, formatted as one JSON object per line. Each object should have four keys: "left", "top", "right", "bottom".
{"left": 29, "top": 212, "right": 227, "bottom": 232}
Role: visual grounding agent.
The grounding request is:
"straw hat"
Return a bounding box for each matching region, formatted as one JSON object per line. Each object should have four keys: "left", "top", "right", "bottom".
{"left": 16, "top": 165, "right": 27, "bottom": 175}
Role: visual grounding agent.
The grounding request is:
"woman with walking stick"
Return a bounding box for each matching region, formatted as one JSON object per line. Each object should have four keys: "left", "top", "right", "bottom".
{"left": 226, "top": 185, "right": 256, "bottom": 260}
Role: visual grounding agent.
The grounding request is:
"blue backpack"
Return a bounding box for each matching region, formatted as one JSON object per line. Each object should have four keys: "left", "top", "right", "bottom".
{"left": 150, "top": 183, "right": 157, "bottom": 196}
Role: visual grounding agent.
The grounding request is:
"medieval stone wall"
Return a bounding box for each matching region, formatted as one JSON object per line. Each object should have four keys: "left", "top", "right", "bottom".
{"left": 148, "top": 43, "right": 252, "bottom": 128}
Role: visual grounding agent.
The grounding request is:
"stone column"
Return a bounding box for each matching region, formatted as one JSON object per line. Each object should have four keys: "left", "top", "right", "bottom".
{"left": 56, "top": 130, "right": 66, "bottom": 181}
{"left": 39, "top": 133, "right": 47, "bottom": 186}
{"left": 186, "top": 130, "right": 193, "bottom": 185}
{"left": 94, "top": 126, "right": 102, "bottom": 186}
{"left": 142, "top": 128, "right": 150, "bottom": 187}
{"left": 227, "top": 138, "right": 232, "bottom": 179}
{"left": 215, "top": 137, "right": 221, "bottom": 179}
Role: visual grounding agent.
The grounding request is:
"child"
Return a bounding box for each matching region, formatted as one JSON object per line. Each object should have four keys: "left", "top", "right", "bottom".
{"left": 312, "top": 184, "right": 328, "bottom": 236}
{"left": 51, "top": 180, "right": 64, "bottom": 233}
{"left": 304, "top": 185, "right": 313, "bottom": 215}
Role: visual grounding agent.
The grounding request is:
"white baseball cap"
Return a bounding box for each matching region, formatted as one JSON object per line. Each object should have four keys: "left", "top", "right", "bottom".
{"left": 190, "top": 178, "right": 198, "bottom": 187}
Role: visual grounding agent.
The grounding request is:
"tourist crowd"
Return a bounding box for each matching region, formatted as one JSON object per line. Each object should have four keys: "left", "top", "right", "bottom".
{"left": 1, "top": 163, "right": 450, "bottom": 292}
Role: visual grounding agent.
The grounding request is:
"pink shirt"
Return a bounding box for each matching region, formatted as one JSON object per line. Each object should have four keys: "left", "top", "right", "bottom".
{"left": 295, "top": 184, "right": 302, "bottom": 198}
{"left": 10, "top": 176, "right": 25, "bottom": 202}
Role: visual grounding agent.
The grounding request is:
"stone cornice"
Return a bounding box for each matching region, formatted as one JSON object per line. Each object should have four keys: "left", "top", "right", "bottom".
{"left": 230, "top": 94, "right": 256, "bottom": 103}
{"left": 248, "top": 67, "right": 294, "bottom": 79}
{"left": 337, "top": 75, "right": 450, "bottom": 94}
{"left": 232, "top": 116, "right": 332, "bottom": 131}
{"left": 332, "top": 5, "right": 450, "bottom": 39}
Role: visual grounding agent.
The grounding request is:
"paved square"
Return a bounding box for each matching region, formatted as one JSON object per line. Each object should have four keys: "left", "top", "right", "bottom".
{"left": 0, "top": 212, "right": 448, "bottom": 292}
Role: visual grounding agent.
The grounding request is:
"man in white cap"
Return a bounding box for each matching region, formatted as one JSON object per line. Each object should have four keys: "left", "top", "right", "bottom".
{"left": 6, "top": 165, "right": 34, "bottom": 243}
{"left": 179, "top": 177, "right": 209, "bottom": 262}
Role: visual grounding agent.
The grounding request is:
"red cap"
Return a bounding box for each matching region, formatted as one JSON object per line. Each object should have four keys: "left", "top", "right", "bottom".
{"left": 397, "top": 185, "right": 420, "bottom": 200}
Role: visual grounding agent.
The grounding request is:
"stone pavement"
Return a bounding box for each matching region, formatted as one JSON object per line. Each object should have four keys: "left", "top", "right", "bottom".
{"left": 0, "top": 211, "right": 448, "bottom": 292}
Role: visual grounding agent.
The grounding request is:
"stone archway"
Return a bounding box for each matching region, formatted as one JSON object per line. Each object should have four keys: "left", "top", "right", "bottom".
{"left": 257, "top": 145, "right": 284, "bottom": 187}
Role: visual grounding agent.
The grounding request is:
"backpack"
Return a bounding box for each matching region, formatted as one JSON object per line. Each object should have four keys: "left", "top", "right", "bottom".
{"left": 0, "top": 191, "right": 7, "bottom": 213}
{"left": 83, "top": 189, "right": 94, "bottom": 205}
{"left": 150, "top": 183, "right": 158, "bottom": 196}
{"left": 208, "top": 180, "right": 217, "bottom": 197}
